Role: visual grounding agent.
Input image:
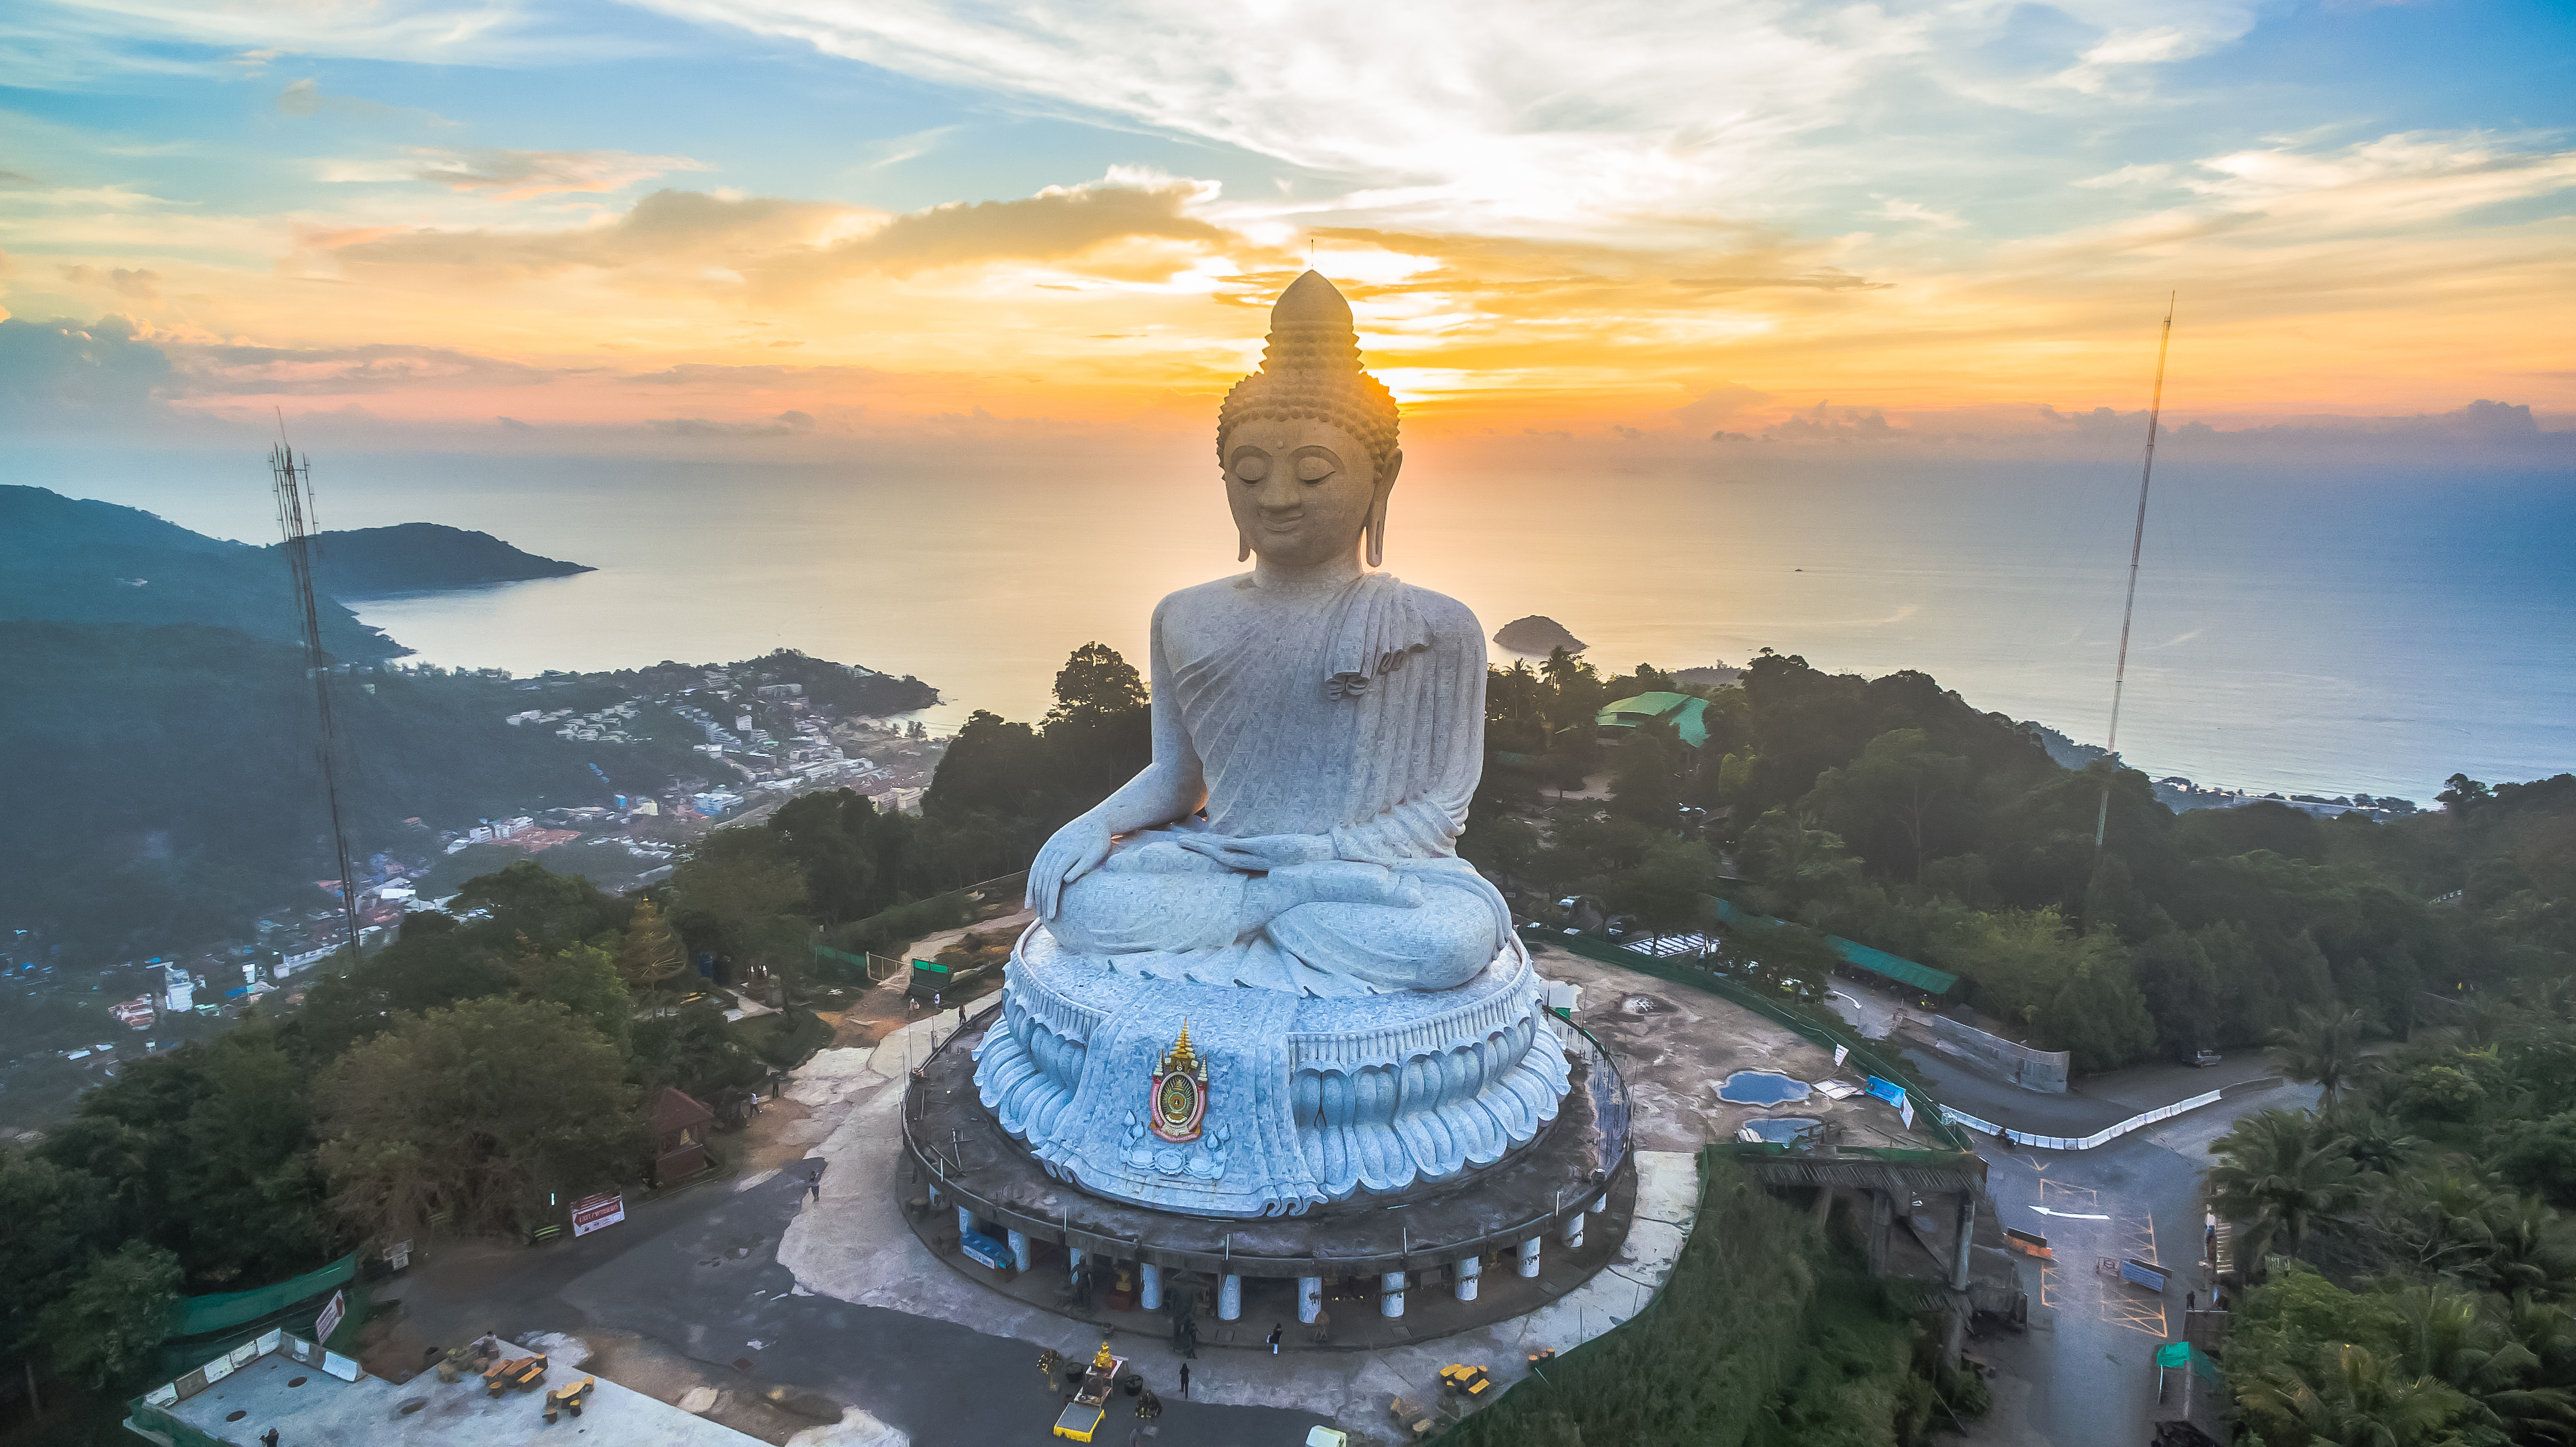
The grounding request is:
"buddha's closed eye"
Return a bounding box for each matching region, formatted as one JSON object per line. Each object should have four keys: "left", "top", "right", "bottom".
{"left": 1233, "top": 453, "right": 1270, "bottom": 482}
{"left": 1295, "top": 455, "right": 1336, "bottom": 483}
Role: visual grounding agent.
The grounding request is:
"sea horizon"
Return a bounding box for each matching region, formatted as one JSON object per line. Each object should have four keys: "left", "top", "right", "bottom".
{"left": 41, "top": 441, "right": 2573, "bottom": 805}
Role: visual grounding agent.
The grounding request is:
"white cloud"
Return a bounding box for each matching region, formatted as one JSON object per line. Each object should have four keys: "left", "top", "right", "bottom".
{"left": 614, "top": 0, "right": 2039, "bottom": 236}
{"left": 317, "top": 147, "right": 710, "bottom": 197}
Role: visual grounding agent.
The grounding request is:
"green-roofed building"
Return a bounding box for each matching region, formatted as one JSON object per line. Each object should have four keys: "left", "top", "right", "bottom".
{"left": 1593, "top": 691, "right": 1711, "bottom": 749}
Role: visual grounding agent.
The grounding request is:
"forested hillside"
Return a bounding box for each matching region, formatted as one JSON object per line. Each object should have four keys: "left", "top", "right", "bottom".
{"left": 0, "top": 622, "right": 929, "bottom": 956}
{"left": 276, "top": 521, "right": 593, "bottom": 596}
{"left": 1466, "top": 648, "right": 2569, "bottom": 1071}
{"left": 0, "top": 483, "right": 401, "bottom": 660}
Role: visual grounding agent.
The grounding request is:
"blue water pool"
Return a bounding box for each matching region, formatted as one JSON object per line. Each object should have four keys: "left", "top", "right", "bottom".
{"left": 1738, "top": 1117, "right": 1824, "bottom": 1144}
{"left": 1716, "top": 1070, "right": 1813, "bottom": 1105}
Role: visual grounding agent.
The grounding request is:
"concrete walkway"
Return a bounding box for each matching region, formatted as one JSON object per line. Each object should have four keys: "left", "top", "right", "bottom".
{"left": 776, "top": 1015, "right": 1706, "bottom": 1441}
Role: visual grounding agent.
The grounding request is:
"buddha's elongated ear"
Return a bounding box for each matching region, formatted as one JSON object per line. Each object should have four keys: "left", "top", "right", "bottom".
{"left": 1365, "top": 449, "right": 1402, "bottom": 568}
{"left": 1238, "top": 528, "right": 1253, "bottom": 563}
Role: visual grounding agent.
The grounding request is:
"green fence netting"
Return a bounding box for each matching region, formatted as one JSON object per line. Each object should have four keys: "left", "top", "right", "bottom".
{"left": 1706, "top": 896, "right": 1959, "bottom": 995}
{"left": 166, "top": 1253, "right": 356, "bottom": 1339}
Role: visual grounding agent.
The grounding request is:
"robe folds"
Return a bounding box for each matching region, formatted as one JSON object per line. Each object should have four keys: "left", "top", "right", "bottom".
{"left": 1045, "top": 572, "right": 1510, "bottom": 998}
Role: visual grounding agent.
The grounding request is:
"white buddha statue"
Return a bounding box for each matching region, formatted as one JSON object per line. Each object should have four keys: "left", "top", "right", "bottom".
{"left": 1027, "top": 270, "right": 1508, "bottom": 998}
{"left": 976, "top": 273, "right": 1568, "bottom": 1216}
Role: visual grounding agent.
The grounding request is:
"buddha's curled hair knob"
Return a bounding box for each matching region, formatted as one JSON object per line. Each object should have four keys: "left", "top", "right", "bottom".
{"left": 1217, "top": 270, "right": 1400, "bottom": 490}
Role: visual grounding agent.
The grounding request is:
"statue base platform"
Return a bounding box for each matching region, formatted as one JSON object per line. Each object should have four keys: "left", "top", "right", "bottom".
{"left": 973, "top": 925, "right": 1576, "bottom": 1217}
{"left": 904, "top": 997, "right": 1633, "bottom": 1341}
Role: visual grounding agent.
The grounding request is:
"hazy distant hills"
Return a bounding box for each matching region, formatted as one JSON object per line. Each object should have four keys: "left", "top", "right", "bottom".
{"left": 0, "top": 483, "right": 405, "bottom": 660}
{"left": 3, "top": 488, "right": 599, "bottom": 660}
{"left": 1493, "top": 614, "right": 1587, "bottom": 655}
{"left": 274, "top": 521, "right": 592, "bottom": 596}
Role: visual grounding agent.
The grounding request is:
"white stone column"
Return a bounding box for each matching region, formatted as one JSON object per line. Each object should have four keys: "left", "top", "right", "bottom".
{"left": 1453, "top": 1255, "right": 1481, "bottom": 1302}
{"left": 1562, "top": 1209, "right": 1587, "bottom": 1249}
{"left": 956, "top": 1206, "right": 976, "bottom": 1239}
{"left": 1140, "top": 1262, "right": 1162, "bottom": 1312}
{"left": 1298, "top": 1277, "right": 1323, "bottom": 1324}
{"left": 1518, "top": 1237, "right": 1543, "bottom": 1278}
{"left": 1007, "top": 1229, "right": 1032, "bottom": 1273}
{"left": 1218, "top": 1274, "right": 1242, "bottom": 1321}
{"left": 1380, "top": 1270, "right": 1407, "bottom": 1318}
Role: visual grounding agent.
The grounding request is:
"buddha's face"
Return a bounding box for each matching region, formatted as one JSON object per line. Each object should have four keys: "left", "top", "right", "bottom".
{"left": 1221, "top": 416, "right": 1398, "bottom": 569}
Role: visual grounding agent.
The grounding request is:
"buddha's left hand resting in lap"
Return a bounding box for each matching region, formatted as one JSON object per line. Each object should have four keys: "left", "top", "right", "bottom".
{"left": 1027, "top": 272, "right": 1507, "bottom": 999}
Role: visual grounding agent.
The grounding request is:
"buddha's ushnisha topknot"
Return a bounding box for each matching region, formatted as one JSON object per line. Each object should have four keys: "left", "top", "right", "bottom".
{"left": 1218, "top": 271, "right": 1400, "bottom": 481}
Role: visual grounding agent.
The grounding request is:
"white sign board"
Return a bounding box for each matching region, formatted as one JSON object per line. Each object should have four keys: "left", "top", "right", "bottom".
{"left": 1833, "top": 1044, "right": 1849, "bottom": 1068}
{"left": 313, "top": 1289, "right": 345, "bottom": 1347}
{"left": 1899, "top": 1095, "right": 1917, "bottom": 1130}
{"left": 570, "top": 1192, "right": 626, "bottom": 1237}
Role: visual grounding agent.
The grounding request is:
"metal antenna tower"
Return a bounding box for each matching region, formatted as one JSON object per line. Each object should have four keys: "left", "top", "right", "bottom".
{"left": 2095, "top": 294, "right": 2176, "bottom": 851}
{"left": 270, "top": 421, "right": 365, "bottom": 956}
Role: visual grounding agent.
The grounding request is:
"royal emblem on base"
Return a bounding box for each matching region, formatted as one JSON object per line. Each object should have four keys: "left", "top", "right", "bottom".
{"left": 1149, "top": 1022, "right": 1208, "bottom": 1143}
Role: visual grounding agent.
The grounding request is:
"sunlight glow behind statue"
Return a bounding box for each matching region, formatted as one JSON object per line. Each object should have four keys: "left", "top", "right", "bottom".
{"left": 976, "top": 272, "right": 1568, "bottom": 1215}
{"left": 1025, "top": 270, "right": 1507, "bottom": 997}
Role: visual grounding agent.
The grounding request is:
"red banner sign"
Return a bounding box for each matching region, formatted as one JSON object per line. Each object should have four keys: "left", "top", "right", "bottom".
{"left": 570, "top": 1193, "right": 626, "bottom": 1237}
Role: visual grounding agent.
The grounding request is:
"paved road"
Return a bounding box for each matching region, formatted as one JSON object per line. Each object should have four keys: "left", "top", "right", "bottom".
{"left": 383, "top": 1173, "right": 1322, "bottom": 1446}
{"left": 1967, "top": 1074, "right": 2319, "bottom": 1445}
{"left": 561, "top": 1175, "right": 1326, "bottom": 1446}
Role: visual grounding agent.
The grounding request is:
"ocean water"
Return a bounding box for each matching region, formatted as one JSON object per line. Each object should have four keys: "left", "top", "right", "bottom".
{"left": 51, "top": 443, "right": 2573, "bottom": 802}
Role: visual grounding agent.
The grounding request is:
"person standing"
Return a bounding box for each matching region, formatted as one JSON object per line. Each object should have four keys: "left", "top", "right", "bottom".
{"left": 1179, "top": 1362, "right": 1191, "bottom": 1398}
{"left": 1265, "top": 1323, "right": 1282, "bottom": 1355}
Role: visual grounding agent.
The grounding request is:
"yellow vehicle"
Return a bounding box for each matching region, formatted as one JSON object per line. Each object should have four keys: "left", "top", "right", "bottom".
{"left": 1051, "top": 1341, "right": 1127, "bottom": 1441}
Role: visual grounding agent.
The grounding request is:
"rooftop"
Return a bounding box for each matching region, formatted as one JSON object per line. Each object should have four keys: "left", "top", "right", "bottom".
{"left": 1593, "top": 691, "right": 1710, "bottom": 749}
{"left": 129, "top": 1333, "right": 758, "bottom": 1447}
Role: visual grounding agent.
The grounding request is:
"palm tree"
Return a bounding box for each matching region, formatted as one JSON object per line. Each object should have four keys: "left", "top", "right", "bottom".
{"left": 2342, "top": 1111, "right": 2420, "bottom": 1180}
{"left": 2470, "top": 1193, "right": 2576, "bottom": 1303}
{"left": 2389, "top": 1281, "right": 2576, "bottom": 1445}
{"left": 2237, "top": 1342, "right": 2464, "bottom": 1447}
{"left": 2208, "top": 1108, "right": 2363, "bottom": 1273}
{"left": 2275, "top": 1006, "right": 2376, "bottom": 1115}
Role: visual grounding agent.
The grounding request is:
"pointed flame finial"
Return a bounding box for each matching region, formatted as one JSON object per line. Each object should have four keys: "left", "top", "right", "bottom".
{"left": 1160, "top": 1020, "right": 1203, "bottom": 1078}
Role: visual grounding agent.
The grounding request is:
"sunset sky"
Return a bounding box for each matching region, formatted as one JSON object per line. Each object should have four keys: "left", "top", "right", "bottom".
{"left": 3, "top": 0, "right": 2571, "bottom": 450}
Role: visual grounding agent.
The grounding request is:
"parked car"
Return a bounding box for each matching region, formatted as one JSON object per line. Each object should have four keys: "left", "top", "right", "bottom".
{"left": 2183, "top": 1048, "right": 2222, "bottom": 1068}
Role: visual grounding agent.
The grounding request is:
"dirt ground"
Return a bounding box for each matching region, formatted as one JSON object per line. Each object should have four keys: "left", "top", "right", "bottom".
{"left": 810, "top": 904, "right": 1030, "bottom": 1051}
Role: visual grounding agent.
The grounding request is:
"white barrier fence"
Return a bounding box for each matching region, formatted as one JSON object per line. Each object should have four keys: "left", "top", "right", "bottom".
{"left": 1940, "top": 1088, "right": 2224, "bottom": 1152}
{"left": 1926, "top": 1015, "right": 2071, "bottom": 1094}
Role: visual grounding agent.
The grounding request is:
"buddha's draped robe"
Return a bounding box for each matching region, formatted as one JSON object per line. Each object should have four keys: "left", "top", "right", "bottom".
{"left": 1047, "top": 573, "right": 1508, "bottom": 997}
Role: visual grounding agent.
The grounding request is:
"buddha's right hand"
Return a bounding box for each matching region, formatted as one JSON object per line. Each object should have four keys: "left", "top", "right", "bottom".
{"left": 1029, "top": 812, "right": 1116, "bottom": 918}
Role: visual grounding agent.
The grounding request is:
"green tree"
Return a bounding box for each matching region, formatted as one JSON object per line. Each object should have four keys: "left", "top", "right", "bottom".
{"left": 316, "top": 997, "right": 643, "bottom": 1243}
{"left": 38, "top": 1242, "right": 181, "bottom": 1391}
{"left": 515, "top": 940, "right": 634, "bottom": 1055}
{"left": 614, "top": 898, "right": 689, "bottom": 1006}
{"left": 2209, "top": 1109, "right": 2363, "bottom": 1275}
{"left": 630, "top": 1000, "right": 767, "bottom": 1100}
{"left": 2277, "top": 1006, "right": 2376, "bottom": 1115}
{"left": 2034, "top": 933, "right": 2157, "bottom": 1072}
{"left": 1737, "top": 809, "right": 1866, "bottom": 927}
{"left": 1040, "top": 642, "right": 1154, "bottom": 806}
{"left": 1607, "top": 722, "right": 1685, "bottom": 826}
{"left": 2389, "top": 1280, "right": 2576, "bottom": 1442}
{"left": 2237, "top": 1342, "right": 2464, "bottom": 1447}
{"left": 1606, "top": 836, "right": 1717, "bottom": 949}
{"left": 670, "top": 824, "right": 810, "bottom": 988}
{"left": 1802, "top": 728, "right": 1967, "bottom": 882}
{"left": 0, "top": 1148, "right": 103, "bottom": 1356}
